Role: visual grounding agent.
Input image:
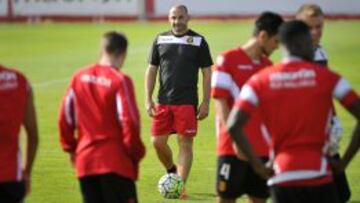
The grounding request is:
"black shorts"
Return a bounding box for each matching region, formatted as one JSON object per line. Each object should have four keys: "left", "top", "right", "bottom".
{"left": 216, "top": 155, "right": 269, "bottom": 199}
{"left": 332, "top": 153, "right": 351, "bottom": 203}
{"left": 0, "top": 181, "right": 25, "bottom": 203}
{"left": 79, "top": 173, "right": 137, "bottom": 203}
{"left": 270, "top": 182, "right": 340, "bottom": 203}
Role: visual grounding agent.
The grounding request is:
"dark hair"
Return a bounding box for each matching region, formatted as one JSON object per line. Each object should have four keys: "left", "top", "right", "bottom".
{"left": 279, "top": 20, "right": 314, "bottom": 61}
{"left": 253, "top": 11, "right": 284, "bottom": 37}
{"left": 102, "top": 31, "right": 128, "bottom": 56}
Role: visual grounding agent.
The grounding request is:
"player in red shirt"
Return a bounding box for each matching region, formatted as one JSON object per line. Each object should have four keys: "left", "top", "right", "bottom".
{"left": 296, "top": 5, "right": 351, "bottom": 202}
{"left": 58, "top": 31, "right": 145, "bottom": 203}
{"left": 211, "top": 12, "right": 283, "bottom": 203}
{"left": 0, "top": 65, "right": 39, "bottom": 202}
{"left": 227, "top": 20, "right": 360, "bottom": 203}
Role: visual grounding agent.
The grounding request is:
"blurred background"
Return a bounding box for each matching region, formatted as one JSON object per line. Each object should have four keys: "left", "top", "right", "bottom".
{"left": 1, "top": 0, "right": 360, "bottom": 203}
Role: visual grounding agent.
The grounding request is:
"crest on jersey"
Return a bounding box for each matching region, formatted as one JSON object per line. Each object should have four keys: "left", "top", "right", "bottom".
{"left": 186, "top": 36, "right": 194, "bottom": 44}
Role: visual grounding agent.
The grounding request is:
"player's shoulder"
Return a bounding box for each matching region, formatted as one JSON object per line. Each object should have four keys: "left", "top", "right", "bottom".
{"left": 187, "top": 29, "right": 208, "bottom": 40}
{"left": 220, "top": 47, "right": 245, "bottom": 60}
{"left": 0, "top": 64, "right": 27, "bottom": 82}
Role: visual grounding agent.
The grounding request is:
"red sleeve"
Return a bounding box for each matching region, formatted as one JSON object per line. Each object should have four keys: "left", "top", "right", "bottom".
{"left": 211, "top": 54, "right": 234, "bottom": 99}
{"left": 116, "top": 76, "right": 145, "bottom": 163}
{"left": 58, "top": 87, "right": 77, "bottom": 153}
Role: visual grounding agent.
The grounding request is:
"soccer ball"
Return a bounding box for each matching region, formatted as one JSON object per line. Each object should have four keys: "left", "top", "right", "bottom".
{"left": 158, "top": 173, "right": 184, "bottom": 199}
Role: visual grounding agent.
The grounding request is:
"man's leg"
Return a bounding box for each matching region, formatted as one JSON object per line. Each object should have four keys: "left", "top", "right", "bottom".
{"left": 100, "top": 173, "right": 138, "bottom": 203}
{"left": 0, "top": 181, "right": 26, "bottom": 203}
{"left": 217, "top": 197, "right": 236, "bottom": 203}
{"left": 216, "top": 156, "right": 246, "bottom": 203}
{"left": 152, "top": 135, "right": 176, "bottom": 172}
{"left": 79, "top": 175, "right": 103, "bottom": 203}
{"left": 246, "top": 157, "right": 270, "bottom": 203}
{"left": 177, "top": 135, "right": 193, "bottom": 183}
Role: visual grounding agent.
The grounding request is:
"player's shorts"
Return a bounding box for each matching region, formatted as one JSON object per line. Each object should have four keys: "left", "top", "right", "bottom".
{"left": 79, "top": 173, "right": 137, "bottom": 203}
{"left": 151, "top": 104, "right": 197, "bottom": 137}
{"left": 270, "top": 182, "right": 340, "bottom": 203}
{"left": 216, "top": 155, "right": 269, "bottom": 199}
{"left": 0, "top": 181, "right": 26, "bottom": 203}
{"left": 332, "top": 153, "right": 351, "bottom": 203}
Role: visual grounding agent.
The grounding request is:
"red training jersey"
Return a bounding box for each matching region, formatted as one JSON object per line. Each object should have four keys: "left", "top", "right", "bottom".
{"left": 211, "top": 48, "right": 272, "bottom": 157}
{"left": 0, "top": 65, "right": 30, "bottom": 182}
{"left": 235, "top": 58, "right": 359, "bottom": 186}
{"left": 58, "top": 64, "right": 145, "bottom": 180}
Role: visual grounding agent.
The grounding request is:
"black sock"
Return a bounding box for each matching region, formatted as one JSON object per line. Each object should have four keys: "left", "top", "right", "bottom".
{"left": 166, "top": 165, "right": 177, "bottom": 174}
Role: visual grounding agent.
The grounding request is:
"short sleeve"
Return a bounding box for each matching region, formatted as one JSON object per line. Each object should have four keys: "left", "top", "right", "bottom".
{"left": 333, "top": 77, "right": 359, "bottom": 108}
{"left": 199, "top": 38, "right": 213, "bottom": 68}
{"left": 211, "top": 54, "right": 239, "bottom": 100}
{"left": 148, "top": 36, "right": 160, "bottom": 66}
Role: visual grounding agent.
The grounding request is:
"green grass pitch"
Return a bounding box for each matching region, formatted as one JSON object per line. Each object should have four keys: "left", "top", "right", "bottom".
{"left": 0, "top": 20, "right": 359, "bottom": 203}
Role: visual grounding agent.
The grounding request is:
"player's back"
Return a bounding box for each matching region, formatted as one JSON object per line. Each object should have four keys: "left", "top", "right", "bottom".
{"left": 71, "top": 64, "right": 122, "bottom": 141}
{"left": 0, "top": 65, "right": 28, "bottom": 182}
{"left": 68, "top": 64, "right": 139, "bottom": 177}
{"left": 252, "top": 59, "right": 342, "bottom": 184}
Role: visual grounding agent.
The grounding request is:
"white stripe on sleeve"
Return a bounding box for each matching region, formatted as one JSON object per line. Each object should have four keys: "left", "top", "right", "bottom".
{"left": 239, "top": 85, "right": 259, "bottom": 106}
{"left": 333, "top": 78, "right": 351, "bottom": 100}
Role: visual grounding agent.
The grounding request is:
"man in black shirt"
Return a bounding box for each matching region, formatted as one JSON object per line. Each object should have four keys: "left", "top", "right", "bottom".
{"left": 296, "top": 4, "right": 351, "bottom": 203}
{"left": 145, "top": 5, "right": 213, "bottom": 198}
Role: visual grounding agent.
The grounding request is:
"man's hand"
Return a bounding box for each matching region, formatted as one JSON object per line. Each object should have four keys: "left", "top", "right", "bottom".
{"left": 329, "top": 156, "right": 345, "bottom": 175}
{"left": 22, "top": 170, "right": 31, "bottom": 196}
{"left": 197, "top": 102, "right": 209, "bottom": 120}
{"left": 253, "top": 161, "right": 273, "bottom": 180}
{"left": 146, "top": 100, "right": 156, "bottom": 117}
{"left": 70, "top": 153, "right": 76, "bottom": 168}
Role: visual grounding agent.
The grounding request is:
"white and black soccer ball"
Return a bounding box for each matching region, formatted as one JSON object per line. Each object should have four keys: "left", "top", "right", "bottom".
{"left": 157, "top": 173, "right": 184, "bottom": 199}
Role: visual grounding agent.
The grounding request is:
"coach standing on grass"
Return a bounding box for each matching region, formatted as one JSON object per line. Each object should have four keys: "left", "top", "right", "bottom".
{"left": 296, "top": 5, "right": 351, "bottom": 202}
{"left": 145, "top": 4, "right": 213, "bottom": 198}
{"left": 0, "top": 65, "right": 39, "bottom": 202}
{"left": 58, "top": 31, "right": 145, "bottom": 203}
{"left": 227, "top": 20, "right": 360, "bottom": 203}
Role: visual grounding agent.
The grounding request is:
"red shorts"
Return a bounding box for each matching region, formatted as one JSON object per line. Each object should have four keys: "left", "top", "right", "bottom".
{"left": 151, "top": 104, "right": 197, "bottom": 137}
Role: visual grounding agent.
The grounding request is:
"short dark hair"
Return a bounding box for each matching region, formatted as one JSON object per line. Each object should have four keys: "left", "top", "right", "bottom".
{"left": 279, "top": 20, "right": 314, "bottom": 61}
{"left": 102, "top": 31, "right": 128, "bottom": 56}
{"left": 253, "top": 11, "right": 284, "bottom": 37}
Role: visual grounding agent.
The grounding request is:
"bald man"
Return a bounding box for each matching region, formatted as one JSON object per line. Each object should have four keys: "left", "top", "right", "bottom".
{"left": 145, "top": 5, "right": 213, "bottom": 198}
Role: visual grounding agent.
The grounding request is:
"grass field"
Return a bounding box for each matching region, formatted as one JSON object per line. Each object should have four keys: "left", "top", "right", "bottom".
{"left": 0, "top": 20, "right": 359, "bottom": 203}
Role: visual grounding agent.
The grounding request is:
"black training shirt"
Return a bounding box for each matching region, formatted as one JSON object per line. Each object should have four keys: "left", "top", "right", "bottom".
{"left": 149, "top": 29, "right": 213, "bottom": 106}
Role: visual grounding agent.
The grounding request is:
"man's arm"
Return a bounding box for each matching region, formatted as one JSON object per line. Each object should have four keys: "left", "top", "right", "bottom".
{"left": 197, "top": 67, "right": 211, "bottom": 120}
{"left": 22, "top": 87, "right": 39, "bottom": 194}
{"left": 58, "top": 88, "right": 77, "bottom": 155}
{"left": 118, "top": 77, "right": 145, "bottom": 163}
{"left": 145, "top": 64, "right": 158, "bottom": 117}
{"left": 338, "top": 99, "right": 360, "bottom": 171}
{"left": 227, "top": 108, "right": 271, "bottom": 179}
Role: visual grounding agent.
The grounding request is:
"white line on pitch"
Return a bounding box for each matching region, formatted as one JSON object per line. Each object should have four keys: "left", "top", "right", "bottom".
{"left": 33, "top": 77, "right": 69, "bottom": 88}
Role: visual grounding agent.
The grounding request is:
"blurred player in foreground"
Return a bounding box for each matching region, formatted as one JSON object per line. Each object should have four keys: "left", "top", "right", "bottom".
{"left": 296, "top": 5, "right": 351, "bottom": 202}
{"left": 212, "top": 12, "right": 283, "bottom": 203}
{"left": 0, "top": 64, "right": 39, "bottom": 203}
{"left": 58, "top": 31, "right": 145, "bottom": 203}
{"left": 227, "top": 20, "right": 360, "bottom": 203}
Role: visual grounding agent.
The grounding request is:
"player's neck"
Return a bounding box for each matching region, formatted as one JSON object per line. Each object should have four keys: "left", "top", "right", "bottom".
{"left": 242, "top": 39, "right": 263, "bottom": 61}
{"left": 171, "top": 28, "right": 189, "bottom": 37}
{"left": 98, "top": 55, "right": 120, "bottom": 70}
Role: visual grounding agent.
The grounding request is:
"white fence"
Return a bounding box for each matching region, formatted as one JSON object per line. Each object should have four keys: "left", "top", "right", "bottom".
{"left": 152, "top": 0, "right": 360, "bottom": 17}
{"left": 1, "top": 0, "right": 360, "bottom": 21}
{"left": 0, "top": 0, "right": 7, "bottom": 17}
